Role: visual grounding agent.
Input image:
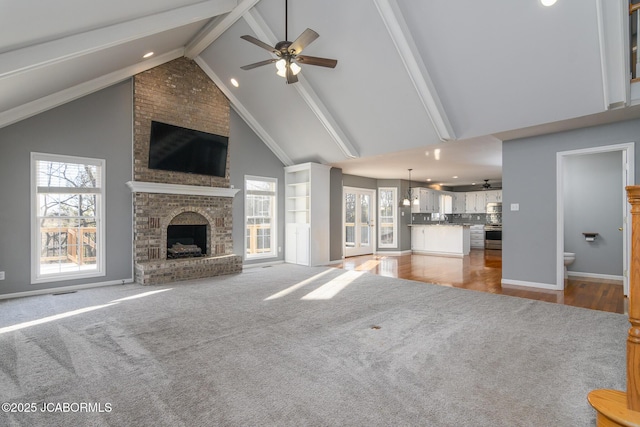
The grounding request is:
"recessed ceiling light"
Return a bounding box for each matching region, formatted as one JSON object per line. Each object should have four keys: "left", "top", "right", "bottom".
{"left": 143, "top": 52, "right": 154, "bottom": 58}
{"left": 230, "top": 78, "right": 239, "bottom": 88}
{"left": 472, "top": 182, "right": 476, "bottom": 185}
{"left": 426, "top": 178, "right": 432, "bottom": 182}
{"left": 452, "top": 176, "right": 458, "bottom": 179}
{"left": 540, "top": 0, "right": 557, "bottom": 6}
{"left": 434, "top": 148, "right": 441, "bottom": 160}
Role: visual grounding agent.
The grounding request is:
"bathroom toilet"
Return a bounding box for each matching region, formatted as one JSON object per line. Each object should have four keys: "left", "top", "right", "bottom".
{"left": 563, "top": 252, "right": 576, "bottom": 278}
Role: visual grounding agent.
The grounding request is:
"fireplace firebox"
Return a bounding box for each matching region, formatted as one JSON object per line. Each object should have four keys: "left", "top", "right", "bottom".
{"left": 167, "top": 225, "right": 207, "bottom": 259}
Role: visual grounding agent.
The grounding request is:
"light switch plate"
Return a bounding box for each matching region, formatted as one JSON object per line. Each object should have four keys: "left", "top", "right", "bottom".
{"left": 0, "top": 271, "right": 5, "bottom": 280}
{"left": 511, "top": 203, "right": 519, "bottom": 211}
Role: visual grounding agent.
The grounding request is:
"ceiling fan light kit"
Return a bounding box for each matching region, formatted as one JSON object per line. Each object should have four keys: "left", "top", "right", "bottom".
{"left": 240, "top": 0, "right": 337, "bottom": 84}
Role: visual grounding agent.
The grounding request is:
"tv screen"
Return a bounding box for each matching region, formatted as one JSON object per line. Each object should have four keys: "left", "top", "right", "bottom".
{"left": 148, "top": 121, "right": 228, "bottom": 177}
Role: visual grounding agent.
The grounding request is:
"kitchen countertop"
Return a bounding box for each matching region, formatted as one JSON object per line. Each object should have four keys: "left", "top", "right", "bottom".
{"left": 408, "top": 223, "right": 473, "bottom": 227}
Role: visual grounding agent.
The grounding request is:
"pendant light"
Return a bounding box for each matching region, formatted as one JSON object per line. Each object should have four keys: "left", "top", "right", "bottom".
{"left": 401, "top": 168, "right": 415, "bottom": 207}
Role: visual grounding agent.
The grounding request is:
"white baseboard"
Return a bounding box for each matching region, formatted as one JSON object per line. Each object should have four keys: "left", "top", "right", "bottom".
{"left": 568, "top": 271, "right": 624, "bottom": 281}
{"left": 375, "top": 250, "right": 412, "bottom": 256}
{"left": 411, "top": 250, "right": 464, "bottom": 258}
{"left": 501, "top": 278, "right": 561, "bottom": 291}
{"left": 326, "top": 259, "right": 344, "bottom": 265}
{"left": 243, "top": 260, "right": 285, "bottom": 269}
{"left": 0, "top": 278, "right": 134, "bottom": 301}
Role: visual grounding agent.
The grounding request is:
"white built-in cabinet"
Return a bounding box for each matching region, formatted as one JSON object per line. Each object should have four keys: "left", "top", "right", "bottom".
{"left": 285, "top": 163, "right": 330, "bottom": 266}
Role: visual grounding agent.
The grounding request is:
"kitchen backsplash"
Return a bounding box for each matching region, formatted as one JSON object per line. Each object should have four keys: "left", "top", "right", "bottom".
{"left": 410, "top": 213, "right": 487, "bottom": 225}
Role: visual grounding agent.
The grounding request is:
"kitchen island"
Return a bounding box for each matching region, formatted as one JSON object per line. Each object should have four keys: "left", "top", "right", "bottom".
{"left": 409, "top": 224, "right": 471, "bottom": 258}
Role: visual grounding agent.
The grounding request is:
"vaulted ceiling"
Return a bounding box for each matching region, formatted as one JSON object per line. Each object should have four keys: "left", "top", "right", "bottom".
{"left": 1, "top": 0, "right": 636, "bottom": 186}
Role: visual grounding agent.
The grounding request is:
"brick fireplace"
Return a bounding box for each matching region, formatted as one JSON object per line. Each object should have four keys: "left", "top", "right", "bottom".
{"left": 128, "top": 57, "right": 242, "bottom": 285}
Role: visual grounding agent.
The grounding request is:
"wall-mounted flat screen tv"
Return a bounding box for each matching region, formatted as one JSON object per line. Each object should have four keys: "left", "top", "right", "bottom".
{"left": 148, "top": 121, "right": 228, "bottom": 177}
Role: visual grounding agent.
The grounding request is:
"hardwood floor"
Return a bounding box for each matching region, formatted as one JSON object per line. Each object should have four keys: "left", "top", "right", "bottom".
{"left": 335, "top": 249, "right": 625, "bottom": 314}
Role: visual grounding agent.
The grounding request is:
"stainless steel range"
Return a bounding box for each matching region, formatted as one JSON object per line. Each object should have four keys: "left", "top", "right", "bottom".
{"left": 485, "top": 202, "right": 502, "bottom": 250}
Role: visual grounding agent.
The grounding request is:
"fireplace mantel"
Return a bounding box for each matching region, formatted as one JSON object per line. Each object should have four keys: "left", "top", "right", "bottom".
{"left": 126, "top": 181, "right": 240, "bottom": 197}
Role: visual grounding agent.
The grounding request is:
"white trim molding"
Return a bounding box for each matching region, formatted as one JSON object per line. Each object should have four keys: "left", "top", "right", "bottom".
{"left": 567, "top": 271, "right": 624, "bottom": 282}
{"left": 0, "top": 279, "right": 134, "bottom": 301}
{"left": 185, "top": 0, "right": 262, "bottom": 59}
{"left": 501, "top": 278, "right": 561, "bottom": 291}
{"left": 373, "top": 0, "right": 455, "bottom": 141}
{"left": 126, "top": 181, "right": 240, "bottom": 197}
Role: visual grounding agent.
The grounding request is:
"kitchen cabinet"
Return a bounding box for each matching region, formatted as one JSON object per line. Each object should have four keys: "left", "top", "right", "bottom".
{"left": 284, "top": 162, "right": 330, "bottom": 266}
{"left": 440, "top": 193, "right": 453, "bottom": 214}
{"left": 411, "top": 187, "right": 440, "bottom": 213}
{"left": 465, "top": 191, "right": 486, "bottom": 213}
{"left": 410, "top": 224, "right": 470, "bottom": 257}
{"left": 411, "top": 225, "right": 426, "bottom": 251}
{"left": 452, "top": 192, "right": 466, "bottom": 213}
{"left": 485, "top": 190, "right": 502, "bottom": 203}
{"left": 470, "top": 224, "right": 485, "bottom": 249}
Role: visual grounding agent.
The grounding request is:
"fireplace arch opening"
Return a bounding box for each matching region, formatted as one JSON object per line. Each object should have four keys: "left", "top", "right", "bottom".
{"left": 167, "top": 212, "right": 209, "bottom": 259}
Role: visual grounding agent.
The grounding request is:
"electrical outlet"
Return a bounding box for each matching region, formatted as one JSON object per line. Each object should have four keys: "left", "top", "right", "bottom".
{"left": 0, "top": 271, "right": 5, "bottom": 280}
{"left": 278, "top": 246, "right": 282, "bottom": 253}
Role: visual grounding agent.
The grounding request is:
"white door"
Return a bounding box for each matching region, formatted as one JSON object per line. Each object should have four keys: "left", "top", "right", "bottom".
{"left": 344, "top": 187, "right": 376, "bottom": 257}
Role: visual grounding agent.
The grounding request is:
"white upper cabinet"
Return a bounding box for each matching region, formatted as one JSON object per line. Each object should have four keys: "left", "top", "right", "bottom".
{"left": 465, "top": 191, "right": 485, "bottom": 213}
{"left": 485, "top": 190, "right": 502, "bottom": 203}
{"left": 411, "top": 187, "right": 440, "bottom": 213}
{"left": 452, "top": 192, "right": 466, "bottom": 213}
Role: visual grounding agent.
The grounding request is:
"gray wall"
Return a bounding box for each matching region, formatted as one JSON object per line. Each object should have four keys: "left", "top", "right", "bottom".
{"left": 337, "top": 176, "right": 411, "bottom": 253}
{"left": 229, "top": 109, "right": 285, "bottom": 264}
{"left": 563, "top": 151, "right": 623, "bottom": 276}
{"left": 503, "top": 118, "right": 640, "bottom": 286}
{"left": 329, "top": 168, "right": 343, "bottom": 262}
{"left": 0, "top": 81, "right": 134, "bottom": 296}
{"left": 343, "top": 174, "right": 377, "bottom": 189}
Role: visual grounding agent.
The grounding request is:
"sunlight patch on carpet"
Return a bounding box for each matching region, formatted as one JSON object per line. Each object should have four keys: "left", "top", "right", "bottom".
{"left": 301, "top": 270, "right": 364, "bottom": 300}
{"left": 264, "top": 269, "right": 334, "bottom": 301}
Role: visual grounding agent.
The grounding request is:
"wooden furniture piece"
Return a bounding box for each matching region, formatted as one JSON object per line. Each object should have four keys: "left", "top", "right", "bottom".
{"left": 588, "top": 186, "right": 640, "bottom": 426}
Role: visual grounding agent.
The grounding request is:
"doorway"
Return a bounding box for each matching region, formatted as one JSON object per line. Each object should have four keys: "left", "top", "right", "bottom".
{"left": 344, "top": 187, "right": 376, "bottom": 257}
{"left": 556, "top": 143, "right": 634, "bottom": 294}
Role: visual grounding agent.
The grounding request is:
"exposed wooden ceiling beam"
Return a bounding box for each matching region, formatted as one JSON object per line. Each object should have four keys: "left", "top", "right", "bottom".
{"left": 185, "top": 0, "right": 262, "bottom": 59}
{"left": 373, "top": 0, "right": 456, "bottom": 142}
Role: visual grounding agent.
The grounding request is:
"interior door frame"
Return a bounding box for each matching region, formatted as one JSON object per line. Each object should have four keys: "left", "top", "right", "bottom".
{"left": 555, "top": 142, "right": 634, "bottom": 294}
{"left": 343, "top": 186, "right": 376, "bottom": 258}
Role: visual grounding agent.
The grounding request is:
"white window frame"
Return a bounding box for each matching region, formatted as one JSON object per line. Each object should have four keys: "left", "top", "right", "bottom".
{"left": 378, "top": 187, "right": 398, "bottom": 248}
{"left": 245, "top": 175, "right": 278, "bottom": 260}
{"left": 30, "top": 152, "right": 106, "bottom": 284}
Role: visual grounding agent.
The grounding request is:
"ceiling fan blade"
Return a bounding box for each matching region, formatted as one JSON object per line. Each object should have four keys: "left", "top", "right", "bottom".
{"left": 240, "top": 35, "right": 279, "bottom": 54}
{"left": 296, "top": 55, "right": 338, "bottom": 68}
{"left": 286, "top": 65, "right": 298, "bottom": 84}
{"left": 288, "top": 28, "right": 319, "bottom": 54}
{"left": 240, "top": 58, "right": 278, "bottom": 70}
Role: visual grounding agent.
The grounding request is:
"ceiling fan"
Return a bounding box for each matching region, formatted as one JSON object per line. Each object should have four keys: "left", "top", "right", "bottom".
{"left": 239, "top": 0, "right": 338, "bottom": 84}
{"left": 482, "top": 179, "right": 492, "bottom": 190}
